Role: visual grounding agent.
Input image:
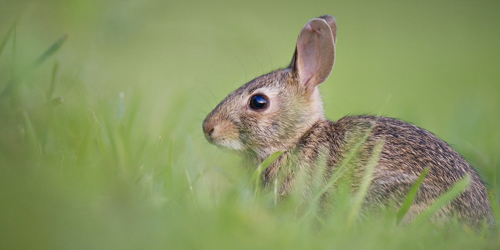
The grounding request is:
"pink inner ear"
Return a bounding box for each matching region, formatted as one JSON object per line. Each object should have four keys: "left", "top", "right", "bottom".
{"left": 298, "top": 24, "right": 321, "bottom": 86}
{"left": 295, "top": 19, "right": 335, "bottom": 90}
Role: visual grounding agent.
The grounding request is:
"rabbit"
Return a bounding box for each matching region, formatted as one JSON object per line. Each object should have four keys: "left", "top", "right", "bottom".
{"left": 202, "top": 15, "right": 494, "bottom": 227}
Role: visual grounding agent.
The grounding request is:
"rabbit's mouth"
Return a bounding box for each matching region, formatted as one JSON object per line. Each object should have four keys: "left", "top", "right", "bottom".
{"left": 205, "top": 131, "right": 245, "bottom": 151}
{"left": 203, "top": 118, "right": 245, "bottom": 151}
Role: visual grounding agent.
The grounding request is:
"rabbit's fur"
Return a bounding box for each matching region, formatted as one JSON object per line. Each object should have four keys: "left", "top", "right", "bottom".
{"left": 203, "top": 15, "right": 493, "bottom": 227}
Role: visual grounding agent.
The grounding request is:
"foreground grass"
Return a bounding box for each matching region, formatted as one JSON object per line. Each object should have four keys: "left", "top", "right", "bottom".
{"left": 1, "top": 0, "right": 500, "bottom": 249}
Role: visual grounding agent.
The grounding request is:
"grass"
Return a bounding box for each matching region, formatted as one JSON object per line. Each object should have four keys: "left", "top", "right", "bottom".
{"left": 1, "top": 0, "right": 500, "bottom": 249}
{"left": 396, "top": 167, "right": 430, "bottom": 224}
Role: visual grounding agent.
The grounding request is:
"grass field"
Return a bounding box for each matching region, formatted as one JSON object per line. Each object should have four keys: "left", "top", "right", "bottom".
{"left": 1, "top": 0, "right": 500, "bottom": 249}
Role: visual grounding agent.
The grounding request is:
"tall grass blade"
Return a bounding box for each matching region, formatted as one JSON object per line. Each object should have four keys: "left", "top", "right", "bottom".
{"left": 396, "top": 167, "right": 430, "bottom": 224}
{"left": 118, "top": 92, "right": 125, "bottom": 121}
{"left": 274, "top": 178, "right": 278, "bottom": 205}
{"left": 312, "top": 117, "right": 381, "bottom": 204}
{"left": 1, "top": 34, "right": 68, "bottom": 99}
{"left": 186, "top": 168, "right": 195, "bottom": 198}
{"left": 165, "top": 136, "right": 175, "bottom": 179}
{"left": 300, "top": 150, "right": 329, "bottom": 222}
{"left": 249, "top": 151, "right": 284, "bottom": 191}
{"left": 32, "top": 34, "right": 68, "bottom": 68}
{"left": 22, "top": 112, "right": 40, "bottom": 160}
{"left": 45, "top": 96, "right": 64, "bottom": 107}
{"left": 152, "top": 135, "right": 162, "bottom": 172}
{"left": 488, "top": 191, "right": 500, "bottom": 233}
{"left": 0, "top": 80, "right": 15, "bottom": 99}
{"left": 89, "top": 110, "right": 106, "bottom": 154}
{"left": 124, "top": 88, "right": 142, "bottom": 137}
{"left": 0, "top": 23, "right": 15, "bottom": 58}
{"left": 413, "top": 174, "right": 471, "bottom": 226}
{"left": 104, "top": 113, "right": 128, "bottom": 177}
{"left": 76, "top": 125, "right": 92, "bottom": 166}
{"left": 46, "top": 61, "right": 59, "bottom": 100}
{"left": 347, "top": 139, "right": 385, "bottom": 226}
{"left": 11, "top": 25, "right": 17, "bottom": 76}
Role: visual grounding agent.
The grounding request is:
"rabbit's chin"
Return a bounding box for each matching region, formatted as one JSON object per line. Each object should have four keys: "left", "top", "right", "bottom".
{"left": 214, "top": 138, "right": 246, "bottom": 151}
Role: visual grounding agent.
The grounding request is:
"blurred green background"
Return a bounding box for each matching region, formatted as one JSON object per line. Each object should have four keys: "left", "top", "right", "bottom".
{"left": 0, "top": 0, "right": 499, "bottom": 249}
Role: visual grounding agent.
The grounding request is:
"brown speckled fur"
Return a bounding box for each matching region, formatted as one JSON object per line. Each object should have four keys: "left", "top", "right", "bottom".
{"left": 202, "top": 15, "right": 494, "bottom": 228}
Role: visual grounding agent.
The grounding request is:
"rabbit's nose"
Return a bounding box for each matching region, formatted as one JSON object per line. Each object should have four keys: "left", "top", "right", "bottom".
{"left": 203, "top": 120, "right": 215, "bottom": 141}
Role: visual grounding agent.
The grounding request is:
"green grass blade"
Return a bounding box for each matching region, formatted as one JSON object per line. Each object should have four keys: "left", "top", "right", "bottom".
{"left": 152, "top": 135, "right": 162, "bottom": 172}
{"left": 413, "top": 174, "right": 471, "bottom": 226}
{"left": 0, "top": 23, "right": 15, "bottom": 58}
{"left": 487, "top": 191, "right": 500, "bottom": 233}
{"left": 45, "top": 96, "right": 64, "bottom": 107}
{"left": 11, "top": 25, "right": 17, "bottom": 75}
{"left": 0, "top": 79, "right": 16, "bottom": 99}
{"left": 89, "top": 110, "right": 106, "bottom": 154}
{"left": 312, "top": 117, "right": 381, "bottom": 204}
{"left": 124, "top": 87, "right": 142, "bottom": 137}
{"left": 347, "top": 139, "right": 385, "bottom": 226}
{"left": 118, "top": 92, "right": 125, "bottom": 121}
{"left": 46, "top": 61, "right": 59, "bottom": 101}
{"left": 22, "top": 112, "right": 40, "bottom": 160}
{"left": 1, "top": 34, "right": 68, "bottom": 99}
{"left": 396, "top": 167, "right": 431, "bottom": 224}
{"left": 32, "top": 34, "right": 68, "bottom": 68}
{"left": 249, "top": 151, "right": 284, "bottom": 189}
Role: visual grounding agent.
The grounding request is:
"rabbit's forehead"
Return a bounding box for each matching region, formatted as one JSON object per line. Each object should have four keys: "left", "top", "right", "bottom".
{"left": 249, "top": 86, "right": 280, "bottom": 98}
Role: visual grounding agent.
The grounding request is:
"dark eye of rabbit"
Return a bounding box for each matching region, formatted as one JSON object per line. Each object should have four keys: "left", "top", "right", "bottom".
{"left": 249, "top": 94, "right": 269, "bottom": 110}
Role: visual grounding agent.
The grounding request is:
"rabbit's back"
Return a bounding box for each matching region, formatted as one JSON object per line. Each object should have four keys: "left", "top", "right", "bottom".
{"left": 327, "top": 115, "right": 493, "bottom": 226}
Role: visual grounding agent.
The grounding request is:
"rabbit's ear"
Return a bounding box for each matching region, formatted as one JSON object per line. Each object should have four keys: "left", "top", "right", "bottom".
{"left": 289, "top": 17, "right": 335, "bottom": 90}
{"left": 318, "top": 15, "right": 337, "bottom": 44}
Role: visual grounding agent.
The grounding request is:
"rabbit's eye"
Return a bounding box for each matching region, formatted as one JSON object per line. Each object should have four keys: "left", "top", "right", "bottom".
{"left": 249, "top": 94, "right": 269, "bottom": 110}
